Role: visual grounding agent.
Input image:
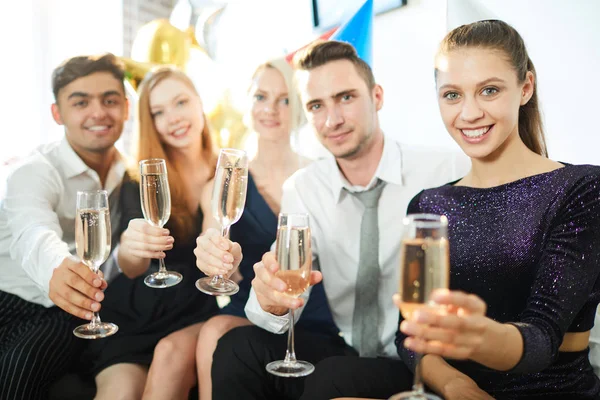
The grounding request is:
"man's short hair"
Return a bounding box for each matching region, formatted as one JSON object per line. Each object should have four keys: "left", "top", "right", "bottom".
{"left": 51, "top": 53, "right": 125, "bottom": 101}
{"left": 292, "top": 40, "right": 376, "bottom": 89}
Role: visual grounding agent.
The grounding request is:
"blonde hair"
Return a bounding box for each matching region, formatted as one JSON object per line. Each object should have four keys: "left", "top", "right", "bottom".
{"left": 132, "top": 66, "right": 217, "bottom": 241}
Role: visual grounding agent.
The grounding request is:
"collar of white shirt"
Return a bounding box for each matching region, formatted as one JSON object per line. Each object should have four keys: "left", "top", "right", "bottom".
{"left": 329, "top": 135, "right": 404, "bottom": 204}
{"left": 58, "top": 137, "right": 127, "bottom": 194}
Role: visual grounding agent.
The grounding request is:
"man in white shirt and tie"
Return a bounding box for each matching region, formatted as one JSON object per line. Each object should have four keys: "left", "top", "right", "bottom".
{"left": 0, "top": 53, "right": 128, "bottom": 400}
{"left": 196, "top": 40, "right": 470, "bottom": 399}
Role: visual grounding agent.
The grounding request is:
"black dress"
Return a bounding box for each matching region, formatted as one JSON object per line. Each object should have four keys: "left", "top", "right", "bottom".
{"left": 396, "top": 164, "right": 600, "bottom": 399}
{"left": 88, "top": 178, "right": 219, "bottom": 374}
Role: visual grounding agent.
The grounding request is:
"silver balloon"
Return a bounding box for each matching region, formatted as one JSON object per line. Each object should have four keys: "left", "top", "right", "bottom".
{"left": 189, "top": 0, "right": 230, "bottom": 6}
{"left": 194, "top": 5, "right": 227, "bottom": 59}
{"left": 169, "top": 0, "right": 194, "bottom": 31}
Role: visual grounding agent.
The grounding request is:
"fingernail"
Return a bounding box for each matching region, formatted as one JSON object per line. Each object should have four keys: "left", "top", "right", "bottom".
{"left": 278, "top": 283, "right": 287, "bottom": 292}
{"left": 163, "top": 229, "right": 170, "bottom": 235}
{"left": 414, "top": 311, "right": 426, "bottom": 322}
{"left": 404, "top": 338, "right": 413, "bottom": 348}
{"left": 93, "top": 278, "right": 102, "bottom": 286}
{"left": 91, "top": 303, "right": 100, "bottom": 311}
{"left": 401, "top": 322, "right": 416, "bottom": 335}
{"left": 400, "top": 321, "right": 408, "bottom": 333}
{"left": 223, "top": 254, "right": 233, "bottom": 263}
{"left": 219, "top": 241, "right": 228, "bottom": 250}
{"left": 95, "top": 292, "right": 104, "bottom": 301}
{"left": 222, "top": 262, "right": 233, "bottom": 270}
{"left": 85, "top": 312, "right": 92, "bottom": 320}
{"left": 167, "top": 237, "right": 174, "bottom": 243}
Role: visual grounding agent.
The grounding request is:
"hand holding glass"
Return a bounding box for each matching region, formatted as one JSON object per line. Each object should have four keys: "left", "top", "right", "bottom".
{"left": 389, "top": 214, "right": 449, "bottom": 400}
{"left": 266, "top": 213, "right": 315, "bottom": 378}
{"left": 140, "top": 159, "right": 182, "bottom": 288}
{"left": 196, "top": 149, "right": 248, "bottom": 296}
{"left": 73, "top": 190, "right": 119, "bottom": 339}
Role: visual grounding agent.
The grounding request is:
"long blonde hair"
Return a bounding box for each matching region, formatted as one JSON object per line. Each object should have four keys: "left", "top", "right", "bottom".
{"left": 133, "top": 66, "right": 217, "bottom": 241}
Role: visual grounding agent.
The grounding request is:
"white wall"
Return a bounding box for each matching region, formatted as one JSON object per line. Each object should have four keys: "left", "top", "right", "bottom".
{"left": 0, "top": 0, "right": 40, "bottom": 163}
{"left": 373, "top": 0, "right": 456, "bottom": 151}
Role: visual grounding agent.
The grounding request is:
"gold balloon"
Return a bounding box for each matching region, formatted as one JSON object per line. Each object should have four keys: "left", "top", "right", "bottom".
{"left": 120, "top": 58, "right": 155, "bottom": 90}
{"left": 131, "top": 19, "right": 191, "bottom": 69}
{"left": 122, "top": 20, "right": 207, "bottom": 90}
{"left": 206, "top": 89, "right": 247, "bottom": 149}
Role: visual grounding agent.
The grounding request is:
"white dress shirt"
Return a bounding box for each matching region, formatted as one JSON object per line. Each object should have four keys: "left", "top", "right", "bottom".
{"left": 0, "top": 138, "right": 126, "bottom": 307}
{"left": 590, "top": 312, "right": 600, "bottom": 377}
{"left": 245, "top": 135, "right": 471, "bottom": 357}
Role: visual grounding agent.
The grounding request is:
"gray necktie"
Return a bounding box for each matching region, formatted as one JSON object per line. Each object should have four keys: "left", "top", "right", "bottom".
{"left": 348, "top": 180, "right": 386, "bottom": 357}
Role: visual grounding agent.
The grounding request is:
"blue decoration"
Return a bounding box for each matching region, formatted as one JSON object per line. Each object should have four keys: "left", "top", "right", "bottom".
{"left": 331, "top": 0, "right": 374, "bottom": 67}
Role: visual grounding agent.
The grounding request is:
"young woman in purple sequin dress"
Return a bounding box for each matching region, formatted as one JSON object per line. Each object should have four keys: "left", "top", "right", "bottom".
{"left": 320, "top": 20, "right": 600, "bottom": 400}
{"left": 393, "top": 19, "right": 600, "bottom": 400}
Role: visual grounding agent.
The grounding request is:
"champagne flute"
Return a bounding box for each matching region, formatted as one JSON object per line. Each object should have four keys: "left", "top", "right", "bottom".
{"left": 196, "top": 148, "right": 248, "bottom": 296}
{"left": 140, "top": 159, "right": 182, "bottom": 288}
{"left": 266, "top": 213, "right": 315, "bottom": 377}
{"left": 389, "top": 214, "right": 449, "bottom": 400}
{"left": 73, "top": 190, "right": 119, "bottom": 339}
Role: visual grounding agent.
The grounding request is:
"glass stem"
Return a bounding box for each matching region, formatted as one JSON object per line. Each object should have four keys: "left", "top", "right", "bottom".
{"left": 283, "top": 308, "right": 297, "bottom": 364}
{"left": 90, "top": 312, "right": 101, "bottom": 328}
{"left": 90, "top": 263, "right": 102, "bottom": 328}
{"left": 221, "top": 225, "right": 230, "bottom": 238}
{"left": 157, "top": 223, "right": 168, "bottom": 276}
{"left": 412, "top": 353, "right": 425, "bottom": 394}
{"left": 211, "top": 225, "right": 232, "bottom": 287}
{"left": 158, "top": 257, "right": 167, "bottom": 274}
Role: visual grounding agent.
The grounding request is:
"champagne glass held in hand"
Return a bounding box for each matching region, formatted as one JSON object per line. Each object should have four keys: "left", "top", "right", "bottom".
{"left": 73, "top": 190, "right": 119, "bottom": 339}
{"left": 389, "top": 214, "right": 449, "bottom": 400}
{"left": 266, "top": 213, "right": 314, "bottom": 378}
{"left": 196, "top": 148, "right": 248, "bottom": 296}
{"left": 140, "top": 159, "right": 182, "bottom": 288}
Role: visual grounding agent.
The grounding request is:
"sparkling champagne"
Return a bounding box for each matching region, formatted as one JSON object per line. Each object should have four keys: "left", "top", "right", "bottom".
{"left": 399, "top": 237, "right": 449, "bottom": 319}
{"left": 141, "top": 173, "right": 171, "bottom": 227}
{"left": 276, "top": 270, "right": 310, "bottom": 297}
{"left": 275, "top": 226, "right": 311, "bottom": 297}
{"left": 212, "top": 166, "right": 247, "bottom": 227}
{"left": 75, "top": 207, "right": 111, "bottom": 270}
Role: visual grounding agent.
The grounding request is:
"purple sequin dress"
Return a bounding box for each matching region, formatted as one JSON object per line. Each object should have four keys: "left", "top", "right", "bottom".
{"left": 396, "top": 164, "right": 600, "bottom": 399}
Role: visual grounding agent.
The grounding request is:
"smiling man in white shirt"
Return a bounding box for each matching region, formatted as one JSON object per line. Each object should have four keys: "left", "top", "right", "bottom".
{"left": 0, "top": 53, "right": 128, "bottom": 400}
{"left": 197, "top": 40, "right": 470, "bottom": 400}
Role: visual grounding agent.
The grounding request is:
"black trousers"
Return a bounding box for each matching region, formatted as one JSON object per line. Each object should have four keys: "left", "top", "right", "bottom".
{"left": 0, "top": 290, "right": 83, "bottom": 400}
{"left": 212, "top": 325, "right": 414, "bottom": 400}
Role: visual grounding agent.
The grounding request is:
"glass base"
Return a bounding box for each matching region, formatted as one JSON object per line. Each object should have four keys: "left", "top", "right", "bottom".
{"left": 266, "top": 360, "right": 314, "bottom": 378}
{"left": 73, "top": 322, "right": 118, "bottom": 339}
{"left": 388, "top": 391, "right": 442, "bottom": 400}
{"left": 144, "top": 271, "right": 183, "bottom": 288}
{"left": 195, "top": 277, "right": 239, "bottom": 296}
